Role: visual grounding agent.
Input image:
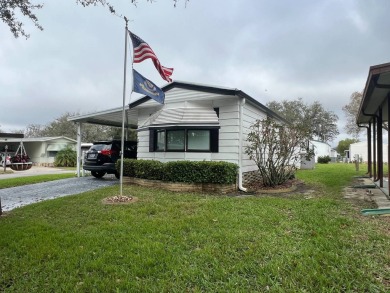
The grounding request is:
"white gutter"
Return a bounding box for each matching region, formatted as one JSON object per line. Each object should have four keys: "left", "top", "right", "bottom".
{"left": 238, "top": 98, "right": 247, "bottom": 192}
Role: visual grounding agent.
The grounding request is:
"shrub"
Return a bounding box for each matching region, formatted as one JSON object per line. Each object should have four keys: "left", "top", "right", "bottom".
{"left": 118, "top": 159, "right": 238, "bottom": 184}
{"left": 134, "top": 160, "right": 165, "bottom": 180}
{"left": 318, "top": 155, "right": 331, "bottom": 164}
{"left": 54, "top": 147, "right": 77, "bottom": 167}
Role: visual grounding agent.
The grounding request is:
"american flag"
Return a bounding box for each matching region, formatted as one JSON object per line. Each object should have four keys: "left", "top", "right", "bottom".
{"left": 129, "top": 30, "right": 174, "bottom": 82}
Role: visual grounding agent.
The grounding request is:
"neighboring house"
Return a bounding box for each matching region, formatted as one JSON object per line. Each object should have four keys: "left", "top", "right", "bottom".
{"left": 349, "top": 141, "right": 388, "bottom": 163}
{"left": 301, "top": 140, "right": 338, "bottom": 169}
{"left": 69, "top": 81, "right": 287, "bottom": 190}
{"left": 330, "top": 148, "right": 338, "bottom": 161}
{"left": 310, "top": 140, "right": 338, "bottom": 162}
{"left": 311, "top": 140, "right": 331, "bottom": 162}
{"left": 0, "top": 136, "right": 77, "bottom": 166}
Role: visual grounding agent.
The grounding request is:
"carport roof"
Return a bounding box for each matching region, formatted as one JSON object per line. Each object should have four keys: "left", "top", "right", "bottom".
{"left": 68, "top": 106, "right": 139, "bottom": 128}
{"left": 358, "top": 62, "right": 390, "bottom": 124}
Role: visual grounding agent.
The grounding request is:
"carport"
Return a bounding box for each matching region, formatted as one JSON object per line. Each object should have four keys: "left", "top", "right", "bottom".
{"left": 357, "top": 62, "right": 390, "bottom": 197}
{"left": 68, "top": 104, "right": 141, "bottom": 177}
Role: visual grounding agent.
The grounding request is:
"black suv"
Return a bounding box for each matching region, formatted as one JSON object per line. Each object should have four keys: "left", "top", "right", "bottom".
{"left": 83, "top": 140, "right": 137, "bottom": 179}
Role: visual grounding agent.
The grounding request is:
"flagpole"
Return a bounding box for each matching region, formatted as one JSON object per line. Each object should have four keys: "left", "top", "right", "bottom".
{"left": 119, "top": 17, "right": 129, "bottom": 197}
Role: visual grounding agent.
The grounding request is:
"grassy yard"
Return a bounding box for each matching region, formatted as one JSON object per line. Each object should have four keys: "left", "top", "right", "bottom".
{"left": 0, "top": 173, "right": 75, "bottom": 189}
{"left": 0, "top": 163, "right": 389, "bottom": 292}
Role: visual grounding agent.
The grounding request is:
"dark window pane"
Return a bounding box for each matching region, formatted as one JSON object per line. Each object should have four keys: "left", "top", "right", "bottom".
{"left": 156, "top": 130, "right": 166, "bottom": 151}
{"left": 167, "top": 130, "right": 185, "bottom": 150}
{"left": 187, "top": 130, "right": 210, "bottom": 150}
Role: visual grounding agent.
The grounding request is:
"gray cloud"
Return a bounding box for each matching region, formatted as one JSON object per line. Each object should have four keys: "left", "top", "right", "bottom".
{"left": 1, "top": 0, "right": 389, "bottom": 146}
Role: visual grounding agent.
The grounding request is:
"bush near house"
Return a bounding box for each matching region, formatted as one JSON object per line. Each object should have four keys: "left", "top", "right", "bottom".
{"left": 318, "top": 155, "right": 331, "bottom": 164}
{"left": 54, "top": 147, "right": 77, "bottom": 167}
{"left": 118, "top": 159, "right": 238, "bottom": 184}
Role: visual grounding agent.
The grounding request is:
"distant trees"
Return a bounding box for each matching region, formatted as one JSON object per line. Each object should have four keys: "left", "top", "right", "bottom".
{"left": 267, "top": 98, "right": 339, "bottom": 142}
{"left": 1, "top": 0, "right": 188, "bottom": 39}
{"left": 342, "top": 92, "right": 363, "bottom": 139}
{"left": 336, "top": 138, "right": 359, "bottom": 155}
{"left": 342, "top": 91, "right": 388, "bottom": 139}
{"left": 23, "top": 112, "right": 129, "bottom": 142}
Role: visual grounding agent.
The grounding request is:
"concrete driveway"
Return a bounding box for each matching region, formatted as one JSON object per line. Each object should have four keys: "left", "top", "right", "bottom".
{"left": 0, "top": 166, "right": 75, "bottom": 180}
{"left": 0, "top": 167, "right": 118, "bottom": 212}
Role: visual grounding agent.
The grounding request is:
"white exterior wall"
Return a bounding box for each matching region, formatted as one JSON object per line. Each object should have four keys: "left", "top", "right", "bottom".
{"left": 136, "top": 88, "right": 275, "bottom": 184}
{"left": 311, "top": 140, "right": 332, "bottom": 163}
{"left": 241, "top": 101, "right": 267, "bottom": 173}
{"left": 137, "top": 88, "right": 242, "bottom": 164}
{"left": 349, "top": 141, "right": 388, "bottom": 163}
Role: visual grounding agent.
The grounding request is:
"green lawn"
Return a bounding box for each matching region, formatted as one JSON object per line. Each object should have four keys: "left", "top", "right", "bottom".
{"left": 0, "top": 163, "right": 389, "bottom": 292}
{"left": 0, "top": 173, "right": 75, "bottom": 189}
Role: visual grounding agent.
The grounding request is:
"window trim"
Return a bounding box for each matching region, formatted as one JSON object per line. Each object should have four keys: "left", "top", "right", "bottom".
{"left": 149, "top": 127, "right": 219, "bottom": 153}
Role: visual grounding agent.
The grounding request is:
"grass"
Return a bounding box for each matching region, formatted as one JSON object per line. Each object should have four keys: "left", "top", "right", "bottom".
{"left": 0, "top": 163, "right": 389, "bottom": 292}
{"left": 0, "top": 173, "right": 75, "bottom": 189}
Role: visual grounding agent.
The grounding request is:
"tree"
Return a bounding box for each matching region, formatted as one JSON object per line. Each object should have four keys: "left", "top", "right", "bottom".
{"left": 342, "top": 91, "right": 388, "bottom": 139}
{"left": 342, "top": 92, "right": 363, "bottom": 139}
{"left": 1, "top": 0, "right": 188, "bottom": 39}
{"left": 245, "top": 117, "right": 314, "bottom": 187}
{"left": 336, "top": 138, "right": 359, "bottom": 155}
{"left": 24, "top": 112, "right": 132, "bottom": 142}
{"left": 24, "top": 124, "right": 45, "bottom": 138}
{"left": 267, "top": 98, "right": 339, "bottom": 142}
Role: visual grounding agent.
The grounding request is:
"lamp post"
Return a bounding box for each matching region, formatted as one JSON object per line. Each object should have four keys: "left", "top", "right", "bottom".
{"left": 3, "top": 144, "right": 8, "bottom": 172}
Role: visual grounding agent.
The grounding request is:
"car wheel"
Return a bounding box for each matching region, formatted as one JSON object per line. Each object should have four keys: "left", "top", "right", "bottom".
{"left": 91, "top": 171, "right": 106, "bottom": 178}
{"left": 115, "top": 172, "right": 120, "bottom": 179}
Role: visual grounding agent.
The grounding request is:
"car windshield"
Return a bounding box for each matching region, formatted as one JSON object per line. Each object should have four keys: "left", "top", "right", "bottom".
{"left": 90, "top": 144, "right": 111, "bottom": 151}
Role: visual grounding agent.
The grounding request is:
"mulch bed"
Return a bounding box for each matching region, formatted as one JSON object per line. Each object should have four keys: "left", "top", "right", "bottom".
{"left": 248, "top": 179, "right": 300, "bottom": 194}
{"left": 102, "top": 196, "right": 139, "bottom": 205}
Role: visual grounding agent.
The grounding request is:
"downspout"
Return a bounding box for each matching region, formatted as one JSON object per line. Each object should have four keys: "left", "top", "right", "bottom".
{"left": 76, "top": 122, "right": 82, "bottom": 178}
{"left": 238, "top": 97, "right": 247, "bottom": 192}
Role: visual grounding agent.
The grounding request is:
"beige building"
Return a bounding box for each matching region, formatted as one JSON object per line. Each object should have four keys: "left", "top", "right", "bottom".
{"left": 0, "top": 136, "right": 77, "bottom": 166}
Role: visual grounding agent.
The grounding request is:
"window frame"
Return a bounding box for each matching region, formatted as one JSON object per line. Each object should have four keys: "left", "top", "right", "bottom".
{"left": 149, "top": 127, "right": 219, "bottom": 153}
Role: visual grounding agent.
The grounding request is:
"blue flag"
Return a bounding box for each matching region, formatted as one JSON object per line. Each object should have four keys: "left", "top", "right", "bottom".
{"left": 133, "top": 69, "right": 165, "bottom": 104}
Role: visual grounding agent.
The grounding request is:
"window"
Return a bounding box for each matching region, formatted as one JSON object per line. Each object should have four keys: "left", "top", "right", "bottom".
{"left": 187, "top": 130, "right": 210, "bottom": 151}
{"left": 167, "top": 130, "right": 185, "bottom": 151}
{"left": 150, "top": 128, "right": 219, "bottom": 153}
{"left": 156, "top": 130, "right": 166, "bottom": 151}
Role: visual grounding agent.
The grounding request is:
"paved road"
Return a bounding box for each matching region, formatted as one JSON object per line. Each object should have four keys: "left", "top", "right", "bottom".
{"left": 0, "top": 168, "right": 118, "bottom": 212}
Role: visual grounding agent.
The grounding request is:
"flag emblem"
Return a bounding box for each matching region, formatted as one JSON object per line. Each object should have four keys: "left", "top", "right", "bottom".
{"left": 133, "top": 69, "right": 165, "bottom": 104}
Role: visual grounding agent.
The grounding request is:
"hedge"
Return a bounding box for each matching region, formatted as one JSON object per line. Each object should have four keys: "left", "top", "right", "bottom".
{"left": 117, "top": 159, "right": 238, "bottom": 184}
{"left": 318, "top": 155, "right": 331, "bottom": 164}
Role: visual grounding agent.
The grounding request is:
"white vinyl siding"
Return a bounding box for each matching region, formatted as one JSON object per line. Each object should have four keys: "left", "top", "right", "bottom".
{"left": 136, "top": 88, "right": 273, "bottom": 171}
{"left": 241, "top": 101, "right": 268, "bottom": 173}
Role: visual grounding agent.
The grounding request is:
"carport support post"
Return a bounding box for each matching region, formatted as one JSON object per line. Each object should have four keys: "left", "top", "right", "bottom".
{"left": 76, "top": 122, "right": 82, "bottom": 178}
{"left": 388, "top": 94, "right": 390, "bottom": 195}
{"left": 367, "top": 122, "right": 372, "bottom": 177}
{"left": 378, "top": 107, "right": 383, "bottom": 187}
{"left": 3, "top": 144, "right": 7, "bottom": 173}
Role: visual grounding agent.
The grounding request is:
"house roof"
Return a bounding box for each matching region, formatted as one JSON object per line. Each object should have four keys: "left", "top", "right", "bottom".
{"left": 68, "top": 81, "right": 288, "bottom": 127}
{"left": 357, "top": 62, "right": 390, "bottom": 124}
{"left": 0, "top": 136, "right": 77, "bottom": 143}
{"left": 132, "top": 81, "right": 287, "bottom": 122}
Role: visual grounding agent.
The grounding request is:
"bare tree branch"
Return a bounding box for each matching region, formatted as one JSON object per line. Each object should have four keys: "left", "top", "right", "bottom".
{"left": 1, "top": 0, "right": 189, "bottom": 39}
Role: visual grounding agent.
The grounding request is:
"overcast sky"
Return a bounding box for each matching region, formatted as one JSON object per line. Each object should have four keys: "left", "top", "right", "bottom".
{"left": 1, "top": 0, "right": 390, "bottom": 146}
